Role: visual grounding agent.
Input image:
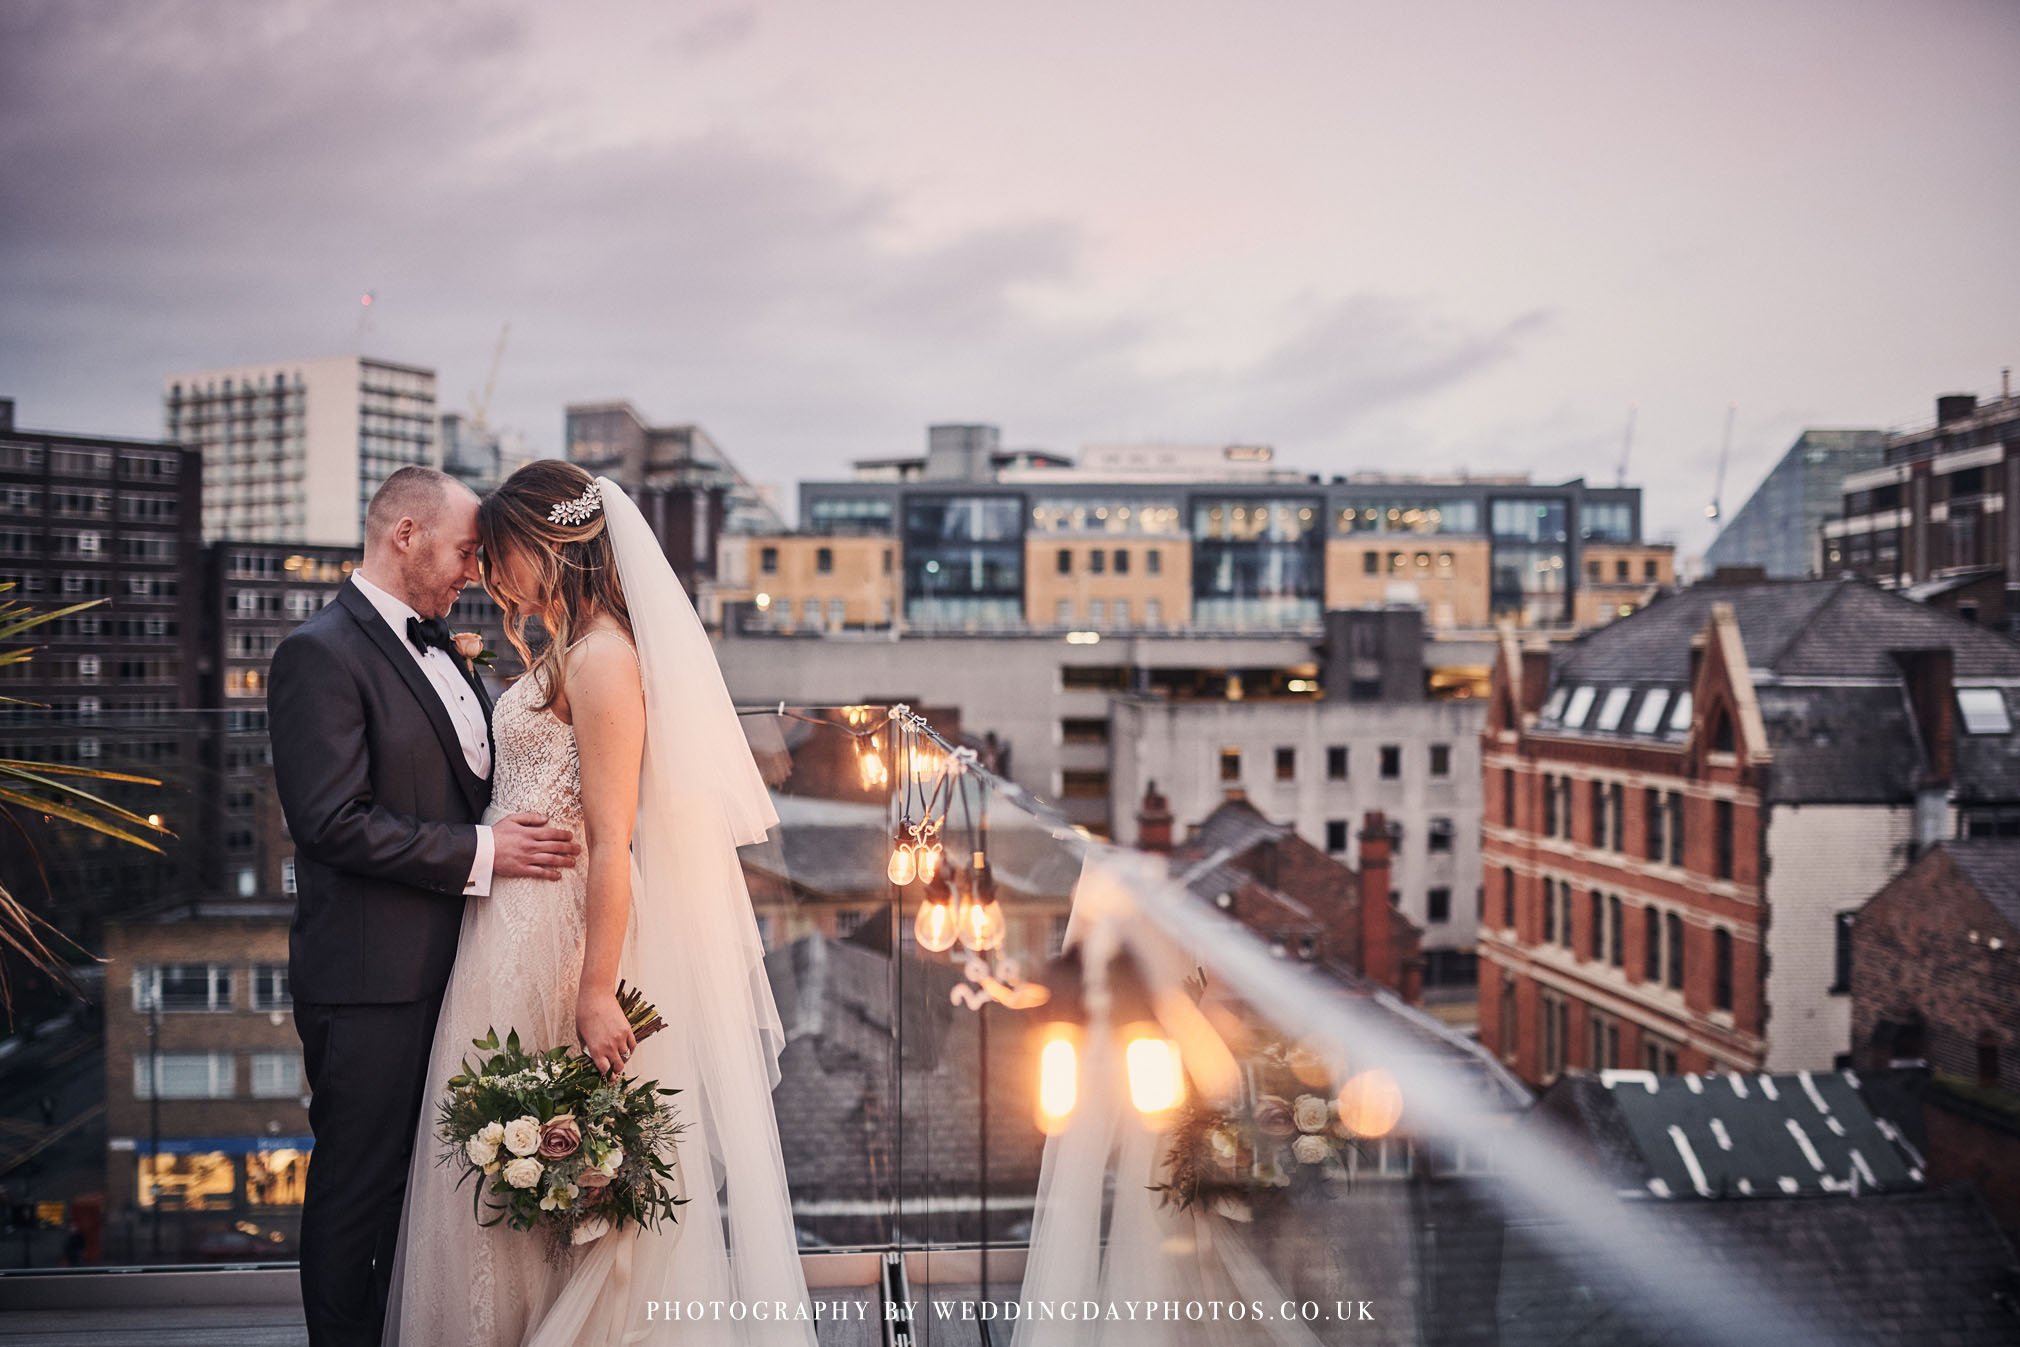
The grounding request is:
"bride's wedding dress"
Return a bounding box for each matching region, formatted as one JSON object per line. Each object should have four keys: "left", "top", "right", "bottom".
{"left": 384, "top": 477, "right": 816, "bottom": 1346}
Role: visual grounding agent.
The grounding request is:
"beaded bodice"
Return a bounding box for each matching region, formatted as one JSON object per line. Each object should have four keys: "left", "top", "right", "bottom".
{"left": 486, "top": 671, "right": 582, "bottom": 828}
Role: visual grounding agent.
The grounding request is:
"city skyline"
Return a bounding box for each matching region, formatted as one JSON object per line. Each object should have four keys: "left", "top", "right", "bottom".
{"left": 2, "top": 0, "right": 2016, "bottom": 546}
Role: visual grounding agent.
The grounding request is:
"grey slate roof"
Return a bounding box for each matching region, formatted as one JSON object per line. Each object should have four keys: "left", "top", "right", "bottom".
{"left": 1535, "top": 578, "right": 2020, "bottom": 804}
{"left": 1936, "top": 840, "right": 2020, "bottom": 934}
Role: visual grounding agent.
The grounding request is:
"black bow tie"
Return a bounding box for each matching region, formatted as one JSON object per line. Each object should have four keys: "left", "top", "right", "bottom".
{"left": 406, "top": 615, "right": 457, "bottom": 657}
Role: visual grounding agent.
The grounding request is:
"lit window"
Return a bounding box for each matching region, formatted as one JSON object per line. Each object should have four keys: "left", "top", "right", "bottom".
{"left": 1595, "top": 687, "right": 1632, "bottom": 732}
{"left": 1561, "top": 686, "right": 1596, "bottom": 728}
{"left": 1957, "top": 688, "right": 2013, "bottom": 735}
{"left": 1667, "top": 690, "right": 1694, "bottom": 734}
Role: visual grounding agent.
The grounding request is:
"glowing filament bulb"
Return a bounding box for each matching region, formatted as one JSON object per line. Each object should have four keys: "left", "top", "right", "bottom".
{"left": 1124, "top": 1028, "right": 1184, "bottom": 1119}
{"left": 957, "top": 896, "right": 1005, "bottom": 952}
{"left": 887, "top": 839, "right": 917, "bottom": 886}
{"left": 916, "top": 836, "right": 944, "bottom": 884}
{"left": 914, "top": 894, "right": 959, "bottom": 952}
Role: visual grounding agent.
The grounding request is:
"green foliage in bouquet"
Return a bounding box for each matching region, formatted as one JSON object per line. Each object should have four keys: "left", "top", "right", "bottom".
{"left": 437, "top": 981, "right": 686, "bottom": 1253}
{"left": 1149, "top": 1038, "right": 1368, "bottom": 1223}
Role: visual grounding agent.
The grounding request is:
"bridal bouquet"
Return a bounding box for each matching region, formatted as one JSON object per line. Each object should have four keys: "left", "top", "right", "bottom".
{"left": 436, "top": 982, "right": 687, "bottom": 1251}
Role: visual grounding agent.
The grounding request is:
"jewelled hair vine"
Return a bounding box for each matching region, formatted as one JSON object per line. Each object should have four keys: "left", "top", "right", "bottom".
{"left": 547, "top": 480, "right": 604, "bottom": 526}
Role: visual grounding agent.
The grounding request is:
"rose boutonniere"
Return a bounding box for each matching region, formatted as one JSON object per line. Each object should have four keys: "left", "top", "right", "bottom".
{"left": 453, "top": 631, "right": 496, "bottom": 676}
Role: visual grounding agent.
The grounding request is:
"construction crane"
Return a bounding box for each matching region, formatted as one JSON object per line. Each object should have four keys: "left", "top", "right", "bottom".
{"left": 469, "top": 322, "right": 511, "bottom": 431}
{"left": 1704, "top": 403, "right": 1736, "bottom": 528}
{"left": 1615, "top": 405, "right": 1637, "bottom": 487}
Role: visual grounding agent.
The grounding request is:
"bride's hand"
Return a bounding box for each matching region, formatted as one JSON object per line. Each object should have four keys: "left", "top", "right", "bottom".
{"left": 576, "top": 989, "right": 638, "bottom": 1077}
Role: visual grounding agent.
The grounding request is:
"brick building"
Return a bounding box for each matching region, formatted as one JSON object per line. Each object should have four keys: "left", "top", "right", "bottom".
{"left": 101, "top": 901, "right": 306, "bottom": 1260}
{"left": 1150, "top": 792, "right": 1425, "bottom": 1004}
{"left": 1852, "top": 840, "right": 2020, "bottom": 1239}
{"left": 1480, "top": 576, "right": 2020, "bottom": 1090}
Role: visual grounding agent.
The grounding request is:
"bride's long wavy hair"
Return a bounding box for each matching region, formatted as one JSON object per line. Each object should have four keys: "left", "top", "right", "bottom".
{"left": 477, "top": 460, "right": 633, "bottom": 711}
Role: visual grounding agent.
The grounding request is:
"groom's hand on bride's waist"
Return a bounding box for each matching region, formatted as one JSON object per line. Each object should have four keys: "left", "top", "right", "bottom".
{"left": 492, "top": 812, "right": 582, "bottom": 881}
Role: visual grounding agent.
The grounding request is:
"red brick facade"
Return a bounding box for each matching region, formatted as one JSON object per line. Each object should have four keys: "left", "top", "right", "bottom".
{"left": 1479, "top": 610, "right": 1771, "bottom": 1088}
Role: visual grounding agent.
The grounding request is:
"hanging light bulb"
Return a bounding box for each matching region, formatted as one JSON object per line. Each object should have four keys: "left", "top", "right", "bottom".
{"left": 887, "top": 825, "right": 917, "bottom": 886}
{"left": 957, "top": 888, "right": 1004, "bottom": 952}
{"left": 916, "top": 827, "right": 944, "bottom": 884}
{"left": 857, "top": 735, "right": 889, "bottom": 791}
{"left": 914, "top": 868, "right": 959, "bottom": 952}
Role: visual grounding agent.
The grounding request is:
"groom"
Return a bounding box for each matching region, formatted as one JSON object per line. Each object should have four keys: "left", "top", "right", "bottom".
{"left": 270, "top": 466, "right": 581, "bottom": 1347}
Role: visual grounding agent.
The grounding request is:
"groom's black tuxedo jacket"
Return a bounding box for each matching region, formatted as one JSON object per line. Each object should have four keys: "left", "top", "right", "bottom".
{"left": 269, "top": 579, "right": 494, "bottom": 1005}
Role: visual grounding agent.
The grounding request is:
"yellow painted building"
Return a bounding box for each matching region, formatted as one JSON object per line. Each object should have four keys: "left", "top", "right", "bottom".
{"left": 1574, "top": 542, "right": 1677, "bottom": 627}
{"left": 1323, "top": 537, "right": 1494, "bottom": 630}
{"left": 722, "top": 535, "right": 900, "bottom": 631}
{"left": 1022, "top": 536, "right": 1193, "bottom": 630}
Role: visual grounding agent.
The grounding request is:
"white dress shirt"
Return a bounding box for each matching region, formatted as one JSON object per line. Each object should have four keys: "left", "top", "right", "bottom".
{"left": 350, "top": 571, "right": 495, "bottom": 897}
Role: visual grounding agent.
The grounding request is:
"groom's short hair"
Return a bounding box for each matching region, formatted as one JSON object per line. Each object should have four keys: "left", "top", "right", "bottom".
{"left": 365, "top": 466, "right": 461, "bottom": 544}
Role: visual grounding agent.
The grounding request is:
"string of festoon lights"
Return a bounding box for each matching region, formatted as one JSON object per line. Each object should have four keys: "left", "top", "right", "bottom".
{"left": 742, "top": 702, "right": 1052, "bottom": 1014}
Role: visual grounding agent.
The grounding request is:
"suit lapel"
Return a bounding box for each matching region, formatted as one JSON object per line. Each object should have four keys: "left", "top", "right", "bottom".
{"left": 335, "top": 581, "right": 489, "bottom": 817}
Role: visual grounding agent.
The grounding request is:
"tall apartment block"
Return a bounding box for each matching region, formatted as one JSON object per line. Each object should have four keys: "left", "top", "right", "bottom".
{"left": 1707, "top": 429, "right": 1886, "bottom": 579}
{"left": 163, "top": 356, "right": 437, "bottom": 546}
{"left": 0, "top": 398, "right": 204, "bottom": 958}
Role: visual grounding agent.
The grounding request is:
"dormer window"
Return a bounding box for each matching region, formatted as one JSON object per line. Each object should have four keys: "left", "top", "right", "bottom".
{"left": 1957, "top": 687, "right": 2013, "bottom": 735}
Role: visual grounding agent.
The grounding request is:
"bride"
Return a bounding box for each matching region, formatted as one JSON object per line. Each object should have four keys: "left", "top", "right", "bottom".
{"left": 385, "top": 461, "right": 817, "bottom": 1345}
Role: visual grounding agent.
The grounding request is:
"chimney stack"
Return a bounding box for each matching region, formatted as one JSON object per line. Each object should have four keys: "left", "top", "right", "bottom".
{"left": 1518, "top": 649, "right": 1553, "bottom": 717}
{"left": 1936, "top": 394, "right": 1979, "bottom": 427}
{"left": 1137, "top": 780, "right": 1174, "bottom": 853}
{"left": 1357, "top": 812, "right": 1395, "bottom": 991}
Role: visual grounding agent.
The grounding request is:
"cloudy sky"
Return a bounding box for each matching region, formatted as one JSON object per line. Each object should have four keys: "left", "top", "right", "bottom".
{"left": 3, "top": 0, "right": 2016, "bottom": 544}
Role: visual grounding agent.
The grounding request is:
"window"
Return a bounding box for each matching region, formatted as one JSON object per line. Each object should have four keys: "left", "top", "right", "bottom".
{"left": 1326, "top": 746, "right": 1348, "bottom": 780}
{"left": 1645, "top": 787, "right": 1664, "bottom": 860}
{"left": 1608, "top": 783, "right": 1624, "bottom": 851}
{"left": 1714, "top": 928, "right": 1734, "bottom": 1011}
{"left": 1056, "top": 548, "right": 1072, "bottom": 575}
{"left": 1666, "top": 912, "right": 1684, "bottom": 989}
{"left": 1219, "top": 747, "right": 1241, "bottom": 782}
{"left": 1957, "top": 688, "right": 2013, "bottom": 734}
{"left": 1363, "top": 550, "right": 1380, "bottom": 575}
{"left": 1590, "top": 779, "right": 1607, "bottom": 847}
{"left": 1667, "top": 792, "right": 1685, "bottom": 866}
{"left": 1633, "top": 689, "right": 1671, "bottom": 736}
{"left": 1144, "top": 598, "right": 1162, "bottom": 626}
{"left": 1501, "top": 868, "right": 1515, "bottom": 928}
{"left": 1589, "top": 891, "right": 1605, "bottom": 962}
{"left": 1668, "top": 689, "right": 1694, "bottom": 735}
{"left": 759, "top": 546, "right": 778, "bottom": 574}
{"left": 1831, "top": 912, "right": 1854, "bottom": 993}
{"left": 282, "top": 857, "right": 297, "bottom": 896}
{"left": 1543, "top": 773, "right": 1558, "bottom": 835}
{"left": 1589, "top": 1009, "right": 1619, "bottom": 1070}
{"left": 1501, "top": 767, "right": 1514, "bottom": 825}
{"left": 1428, "top": 887, "right": 1451, "bottom": 923}
{"left": 1146, "top": 549, "right": 1161, "bottom": 575}
{"left": 1644, "top": 907, "right": 1661, "bottom": 981}
{"left": 1089, "top": 549, "right": 1105, "bottom": 575}
{"left": 1561, "top": 685, "right": 1596, "bottom": 727}
{"left": 1714, "top": 799, "right": 1735, "bottom": 880}
{"left": 1644, "top": 559, "right": 1658, "bottom": 581}
{"left": 1382, "top": 745, "right": 1402, "bottom": 780}
{"left": 815, "top": 547, "right": 834, "bottom": 574}
{"left": 1113, "top": 600, "right": 1130, "bottom": 627}
{"left": 1429, "top": 743, "right": 1451, "bottom": 777}
{"left": 1428, "top": 817, "right": 1455, "bottom": 853}
{"left": 1596, "top": 687, "right": 1632, "bottom": 732}
{"left": 133, "top": 1052, "right": 235, "bottom": 1100}
{"left": 1608, "top": 894, "right": 1623, "bottom": 968}
{"left": 250, "top": 964, "right": 290, "bottom": 1011}
{"left": 1643, "top": 1035, "right": 1679, "bottom": 1075}
{"left": 1055, "top": 598, "right": 1073, "bottom": 625}
{"left": 1274, "top": 747, "right": 1296, "bottom": 781}
{"left": 1558, "top": 883, "right": 1574, "bottom": 950}
{"left": 1087, "top": 599, "right": 1105, "bottom": 625}
{"left": 134, "top": 964, "right": 233, "bottom": 1012}
{"left": 1325, "top": 819, "right": 1349, "bottom": 854}
{"left": 1541, "top": 992, "right": 1569, "bottom": 1081}
{"left": 1114, "top": 548, "right": 1130, "bottom": 575}
{"left": 1543, "top": 878, "right": 1557, "bottom": 943}
{"left": 1500, "top": 980, "right": 1517, "bottom": 1061}
{"left": 250, "top": 1052, "right": 302, "bottom": 1099}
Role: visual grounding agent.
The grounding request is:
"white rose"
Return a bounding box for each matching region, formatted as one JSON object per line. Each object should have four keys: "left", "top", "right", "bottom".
{"left": 1292, "top": 1134, "right": 1332, "bottom": 1166}
{"left": 571, "top": 1215, "right": 612, "bottom": 1246}
{"left": 599, "top": 1146, "right": 624, "bottom": 1177}
{"left": 478, "top": 1122, "right": 505, "bottom": 1145}
{"left": 1293, "top": 1095, "right": 1331, "bottom": 1134}
{"left": 503, "top": 1117, "right": 543, "bottom": 1158}
{"left": 465, "top": 1136, "right": 500, "bottom": 1168}
{"left": 503, "top": 1157, "right": 543, "bottom": 1190}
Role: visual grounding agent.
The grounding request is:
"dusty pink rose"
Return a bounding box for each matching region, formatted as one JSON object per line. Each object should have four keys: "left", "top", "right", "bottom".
{"left": 575, "top": 1167, "right": 612, "bottom": 1190}
{"left": 537, "top": 1114, "right": 582, "bottom": 1159}
{"left": 452, "top": 632, "right": 486, "bottom": 662}
{"left": 1252, "top": 1094, "right": 1297, "bottom": 1138}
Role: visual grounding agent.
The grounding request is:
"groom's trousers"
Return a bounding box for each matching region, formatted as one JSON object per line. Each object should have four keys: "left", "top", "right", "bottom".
{"left": 294, "top": 996, "right": 445, "bottom": 1347}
